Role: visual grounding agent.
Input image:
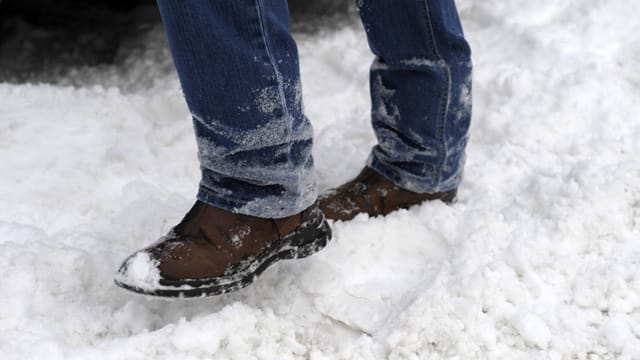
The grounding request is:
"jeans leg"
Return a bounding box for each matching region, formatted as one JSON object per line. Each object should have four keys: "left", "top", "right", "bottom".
{"left": 156, "top": 0, "right": 316, "bottom": 218}
{"left": 358, "top": 0, "right": 472, "bottom": 193}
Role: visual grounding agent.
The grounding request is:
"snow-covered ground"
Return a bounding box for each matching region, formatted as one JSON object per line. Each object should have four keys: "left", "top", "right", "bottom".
{"left": 2, "top": 0, "right": 640, "bottom": 358}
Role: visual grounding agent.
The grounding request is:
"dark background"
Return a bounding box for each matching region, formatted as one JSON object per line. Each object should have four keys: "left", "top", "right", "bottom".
{"left": 0, "top": 0, "right": 351, "bottom": 28}
{"left": 0, "top": 0, "right": 353, "bottom": 83}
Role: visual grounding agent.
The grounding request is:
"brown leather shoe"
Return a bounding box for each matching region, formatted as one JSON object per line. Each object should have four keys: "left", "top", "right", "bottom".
{"left": 114, "top": 201, "right": 331, "bottom": 298}
{"left": 319, "top": 167, "right": 456, "bottom": 222}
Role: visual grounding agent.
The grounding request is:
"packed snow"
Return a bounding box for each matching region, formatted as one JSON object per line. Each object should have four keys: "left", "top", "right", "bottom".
{"left": 2, "top": 0, "right": 640, "bottom": 358}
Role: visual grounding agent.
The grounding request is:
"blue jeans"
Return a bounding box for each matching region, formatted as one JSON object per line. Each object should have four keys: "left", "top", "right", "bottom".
{"left": 156, "top": 0, "right": 472, "bottom": 218}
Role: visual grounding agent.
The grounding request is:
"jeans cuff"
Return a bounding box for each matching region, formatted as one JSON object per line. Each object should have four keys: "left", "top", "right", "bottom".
{"left": 366, "top": 153, "right": 461, "bottom": 194}
{"left": 197, "top": 183, "right": 317, "bottom": 219}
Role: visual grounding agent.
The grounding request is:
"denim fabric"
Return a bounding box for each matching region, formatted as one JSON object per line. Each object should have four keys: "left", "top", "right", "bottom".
{"left": 359, "top": 0, "right": 472, "bottom": 193}
{"left": 157, "top": 0, "right": 316, "bottom": 218}
{"left": 156, "top": 0, "right": 471, "bottom": 218}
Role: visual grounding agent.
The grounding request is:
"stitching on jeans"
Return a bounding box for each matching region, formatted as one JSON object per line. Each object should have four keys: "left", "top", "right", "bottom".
{"left": 416, "top": 0, "right": 452, "bottom": 189}
{"left": 254, "top": 0, "right": 304, "bottom": 210}
{"left": 254, "top": 0, "right": 292, "bottom": 139}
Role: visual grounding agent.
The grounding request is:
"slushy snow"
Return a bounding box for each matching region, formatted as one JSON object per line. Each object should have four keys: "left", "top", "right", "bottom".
{"left": 2, "top": 0, "right": 640, "bottom": 358}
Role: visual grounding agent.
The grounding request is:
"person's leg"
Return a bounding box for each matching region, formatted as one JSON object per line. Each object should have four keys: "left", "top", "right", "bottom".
{"left": 115, "top": 0, "right": 331, "bottom": 298}
{"left": 320, "top": 0, "right": 472, "bottom": 221}
{"left": 361, "top": 0, "right": 472, "bottom": 193}
{"left": 158, "top": 0, "right": 316, "bottom": 219}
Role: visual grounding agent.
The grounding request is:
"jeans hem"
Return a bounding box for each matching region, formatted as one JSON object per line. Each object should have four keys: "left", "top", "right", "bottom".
{"left": 197, "top": 184, "right": 316, "bottom": 219}
{"left": 366, "top": 153, "right": 461, "bottom": 194}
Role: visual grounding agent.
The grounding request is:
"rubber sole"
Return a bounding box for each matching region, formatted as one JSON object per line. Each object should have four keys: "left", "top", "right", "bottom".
{"left": 114, "top": 210, "right": 332, "bottom": 298}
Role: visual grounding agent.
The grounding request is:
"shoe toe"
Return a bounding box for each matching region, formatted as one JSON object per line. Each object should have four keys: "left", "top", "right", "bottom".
{"left": 114, "top": 250, "right": 163, "bottom": 293}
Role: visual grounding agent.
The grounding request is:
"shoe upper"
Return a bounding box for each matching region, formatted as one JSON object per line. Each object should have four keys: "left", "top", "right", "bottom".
{"left": 144, "top": 201, "right": 308, "bottom": 280}
{"left": 318, "top": 167, "right": 456, "bottom": 221}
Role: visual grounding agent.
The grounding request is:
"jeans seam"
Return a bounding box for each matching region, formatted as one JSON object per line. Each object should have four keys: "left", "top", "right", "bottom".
{"left": 417, "top": 0, "right": 452, "bottom": 189}
{"left": 254, "top": 0, "right": 292, "bottom": 141}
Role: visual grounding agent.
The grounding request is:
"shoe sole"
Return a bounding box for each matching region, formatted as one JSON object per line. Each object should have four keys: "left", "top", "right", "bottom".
{"left": 114, "top": 209, "right": 332, "bottom": 298}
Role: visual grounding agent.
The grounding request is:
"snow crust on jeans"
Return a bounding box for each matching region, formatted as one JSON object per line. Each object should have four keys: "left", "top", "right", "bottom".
{"left": 2, "top": 0, "right": 640, "bottom": 358}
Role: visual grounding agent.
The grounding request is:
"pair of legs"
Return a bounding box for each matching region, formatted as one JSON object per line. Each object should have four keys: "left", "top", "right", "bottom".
{"left": 115, "top": 0, "right": 472, "bottom": 297}
{"left": 157, "top": 0, "right": 472, "bottom": 219}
